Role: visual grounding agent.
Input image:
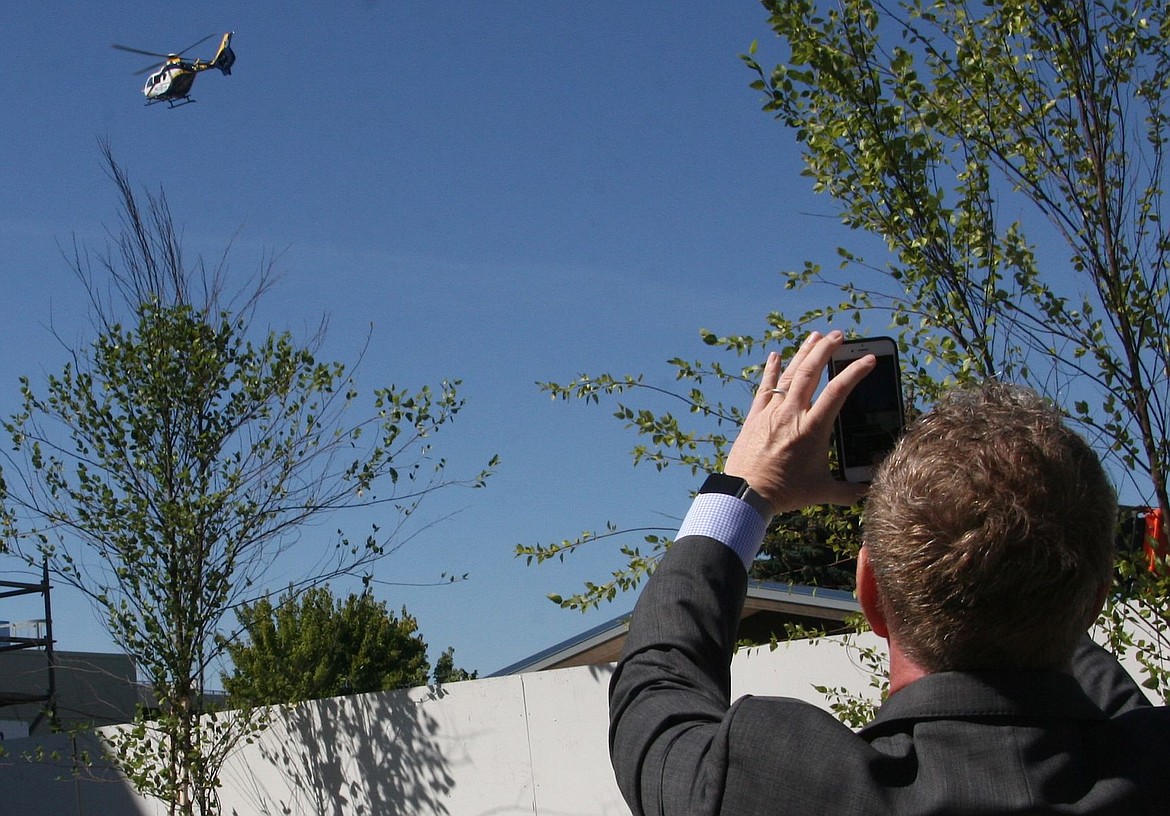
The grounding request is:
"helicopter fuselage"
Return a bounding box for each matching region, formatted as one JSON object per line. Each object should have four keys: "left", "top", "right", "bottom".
{"left": 143, "top": 62, "right": 198, "bottom": 105}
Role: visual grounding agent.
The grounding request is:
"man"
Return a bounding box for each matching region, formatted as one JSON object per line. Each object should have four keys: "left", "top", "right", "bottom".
{"left": 609, "top": 331, "right": 1169, "bottom": 815}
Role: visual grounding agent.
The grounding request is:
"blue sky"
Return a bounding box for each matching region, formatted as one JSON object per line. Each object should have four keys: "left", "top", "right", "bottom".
{"left": 0, "top": 3, "right": 865, "bottom": 676}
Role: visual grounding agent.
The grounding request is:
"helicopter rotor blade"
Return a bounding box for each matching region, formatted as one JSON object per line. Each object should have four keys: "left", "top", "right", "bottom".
{"left": 112, "top": 43, "right": 172, "bottom": 59}
{"left": 174, "top": 33, "right": 217, "bottom": 56}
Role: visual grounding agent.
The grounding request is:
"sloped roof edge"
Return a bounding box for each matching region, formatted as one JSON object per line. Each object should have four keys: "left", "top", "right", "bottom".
{"left": 491, "top": 580, "right": 859, "bottom": 677}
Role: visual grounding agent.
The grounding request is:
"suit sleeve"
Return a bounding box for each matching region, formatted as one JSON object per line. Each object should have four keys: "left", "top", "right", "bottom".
{"left": 608, "top": 535, "right": 749, "bottom": 816}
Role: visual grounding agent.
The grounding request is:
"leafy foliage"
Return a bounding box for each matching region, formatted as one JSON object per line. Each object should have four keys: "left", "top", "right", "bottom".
{"left": 522, "top": 0, "right": 1170, "bottom": 704}
{"left": 521, "top": 354, "right": 863, "bottom": 610}
{"left": 754, "top": 507, "right": 861, "bottom": 589}
{"left": 806, "top": 625, "right": 890, "bottom": 728}
{"left": 0, "top": 147, "right": 496, "bottom": 815}
{"left": 222, "top": 587, "right": 437, "bottom": 706}
{"left": 1105, "top": 528, "right": 1170, "bottom": 697}
{"left": 433, "top": 646, "right": 479, "bottom": 684}
{"left": 744, "top": 0, "right": 1170, "bottom": 507}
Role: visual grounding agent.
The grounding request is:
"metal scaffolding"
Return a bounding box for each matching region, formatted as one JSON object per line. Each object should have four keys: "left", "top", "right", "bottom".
{"left": 0, "top": 561, "right": 57, "bottom": 733}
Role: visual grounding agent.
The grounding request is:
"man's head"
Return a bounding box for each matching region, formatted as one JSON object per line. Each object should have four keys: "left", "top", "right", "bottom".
{"left": 861, "top": 382, "right": 1116, "bottom": 673}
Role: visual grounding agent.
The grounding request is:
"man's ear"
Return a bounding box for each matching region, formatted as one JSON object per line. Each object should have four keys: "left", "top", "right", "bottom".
{"left": 856, "top": 546, "right": 889, "bottom": 640}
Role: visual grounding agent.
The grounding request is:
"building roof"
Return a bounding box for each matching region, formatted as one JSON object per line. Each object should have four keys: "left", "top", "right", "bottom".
{"left": 492, "top": 580, "right": 859, "bottom": 676}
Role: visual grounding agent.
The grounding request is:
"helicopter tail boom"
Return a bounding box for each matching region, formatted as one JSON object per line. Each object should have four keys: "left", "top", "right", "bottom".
{"left": 211, "top": 32, "right": 235, "bottom": 75}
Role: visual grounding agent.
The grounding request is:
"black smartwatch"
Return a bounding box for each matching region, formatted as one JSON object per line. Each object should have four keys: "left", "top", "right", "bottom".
{"left": 698, "top": 473, "right": 774, "bottom": 519}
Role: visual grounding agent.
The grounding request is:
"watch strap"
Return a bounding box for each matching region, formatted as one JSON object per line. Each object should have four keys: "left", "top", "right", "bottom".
{"left": 698, "top": 473, "right": 774, "bottom": 520}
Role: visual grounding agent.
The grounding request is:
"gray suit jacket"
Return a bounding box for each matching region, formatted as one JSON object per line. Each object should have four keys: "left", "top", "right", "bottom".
{"left": 609, "top": 535, "right": 1170, "bottom": 815}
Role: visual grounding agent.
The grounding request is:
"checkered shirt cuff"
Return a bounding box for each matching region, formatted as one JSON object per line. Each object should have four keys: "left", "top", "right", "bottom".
{"left": 676, "top": 492, "right": 768, "bottom": 572}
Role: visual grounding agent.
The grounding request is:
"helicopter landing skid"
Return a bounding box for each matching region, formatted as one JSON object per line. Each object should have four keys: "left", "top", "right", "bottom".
{"left": 146, "top": 96, "right": 196, "bottom": 109}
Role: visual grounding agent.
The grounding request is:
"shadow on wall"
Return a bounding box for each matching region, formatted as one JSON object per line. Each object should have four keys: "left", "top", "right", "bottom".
{"left": 4, "top": 666, "right": 632, "bottom": 814}
{"left": 226, "top": 685, "right": 454, "bottom": 816}
{"left": 0, "top": 732, "right": 155, "bottom": 816}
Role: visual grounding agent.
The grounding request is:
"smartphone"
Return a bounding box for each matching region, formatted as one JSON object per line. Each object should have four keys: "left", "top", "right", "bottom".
{"left": 829, "top": 337, "right": 905, "bottom": 482}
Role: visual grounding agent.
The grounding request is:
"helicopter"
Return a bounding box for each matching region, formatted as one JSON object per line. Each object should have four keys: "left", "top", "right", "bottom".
{"left": 112, "top": 32, "right": 235, "bottom": 107}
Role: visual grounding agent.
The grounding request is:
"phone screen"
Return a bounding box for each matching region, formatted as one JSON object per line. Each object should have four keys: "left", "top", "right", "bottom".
{"left": 831, "top": 343, "right": 904, "bottom": 480}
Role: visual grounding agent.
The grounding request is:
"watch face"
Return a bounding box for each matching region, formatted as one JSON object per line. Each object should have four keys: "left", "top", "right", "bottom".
{"left": 701, "top": 473, "right": 748, "bottom": 496}
{"left": 700, "top": 472, "right": 772, "bottom": 518}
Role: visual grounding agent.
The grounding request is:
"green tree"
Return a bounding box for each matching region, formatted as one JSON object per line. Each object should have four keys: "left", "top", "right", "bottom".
{"left": 222, "top": 586, "right": 432, "bottom": 706}
{"left": 433, "top": 646, "right": 479, "bottom": 684}
{"left": 522, "top": 364, "right": 865, "bottom": 609}
{"left": 0, "top": 147, "right": 496, "bottom": 815}
{"left": 523, "top": 0, "right": 1170, "bottom": 700}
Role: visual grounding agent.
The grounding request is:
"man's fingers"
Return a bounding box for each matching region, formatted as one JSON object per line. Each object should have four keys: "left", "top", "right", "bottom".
{"left": 753, "top": 333, "right": 823, "bottom": 414}
{"left": 755, "top": 331, "right": 873, "bottom": 431}
{"left": 750, "top": 351, "right": 784, "bottom": 413}
{"left": 812, "top": 353, "right": 876, "bottom": 424}
{"left": 779, "top": 330, "right": 841, "bottom": 408}
{"left": 774, "top": 332, "right": 820, "bottom": 394}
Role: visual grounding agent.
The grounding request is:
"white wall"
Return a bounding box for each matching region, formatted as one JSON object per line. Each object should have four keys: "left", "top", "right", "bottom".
{"left": 0, "top": 719, "right": 29, "bottom": 739}
{"left": 0, "top": 633, "right": 889, "bottom": 815}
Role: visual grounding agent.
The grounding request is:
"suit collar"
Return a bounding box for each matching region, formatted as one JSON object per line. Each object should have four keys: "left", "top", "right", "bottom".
{"left": 860, "top": 668, "right": 1105, "bottom": 738}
